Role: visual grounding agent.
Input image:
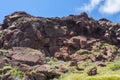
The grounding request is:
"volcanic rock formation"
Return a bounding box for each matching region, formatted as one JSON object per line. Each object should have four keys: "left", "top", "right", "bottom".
{"left": 0, "top": 11, "right": 120, "bottom": 57}
{"left": 0, "top": 11, "right": 120, "bottom": 80}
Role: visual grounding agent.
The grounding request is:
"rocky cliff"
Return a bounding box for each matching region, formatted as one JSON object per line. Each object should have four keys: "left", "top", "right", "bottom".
{"left": 1, "top": 11, "right": 120, "bottom": 56}
{"left": 0, "top": 11, "right": 120, "bottom": 80}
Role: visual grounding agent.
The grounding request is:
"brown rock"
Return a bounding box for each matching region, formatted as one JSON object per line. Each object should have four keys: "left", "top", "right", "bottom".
{"left": 54, "top": 47, "right": 70, "bottom": 61}
{"left": 90, "top": 55, "right": 96, "bottom": 62}
{"left": 54, "top": 52, "right": 70, "bottom": 61}
{"left": 10, "top": 47, "right": 46, "bottom": 66}
{"left": 18, "top": 64, "right": 32, "bottom": 72}
{"left": 96, "top": 62, "right": 106, "bottom": 67}
{"left": 58, "top": 65, "right": 68, "bottom": 73}
{"left": 87, "top": 67, "right": 97, "bottom": 76}
{"left": 0, "top": 56, "right": 5, "bottom": 68}
{"left": 71, "top": 54, "right": 87, "bottom": 61}
{"left": 70, "top": 61, "right": 78, "bottom": 66}
{"left": 12, "top": 54, "right": 40, "bottom": 64}
{"left": 33, "top": 73, "right": 46, "bottom": 80}
{"left": 35, "top": 64, "right": 60, "bottom": 79}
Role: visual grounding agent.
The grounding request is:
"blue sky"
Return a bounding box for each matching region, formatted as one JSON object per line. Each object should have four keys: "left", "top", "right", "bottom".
{"left": 0, "top": 0, "right": 120, "bottom": 23}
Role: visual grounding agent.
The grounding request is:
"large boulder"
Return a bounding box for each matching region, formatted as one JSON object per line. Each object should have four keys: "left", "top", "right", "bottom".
{"left": 8, "top": 47, "right": 46, "bottom": 66}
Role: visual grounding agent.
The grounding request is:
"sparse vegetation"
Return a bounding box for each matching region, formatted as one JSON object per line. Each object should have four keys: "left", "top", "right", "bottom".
{"left": 0, "top": 65, "right": 24, "bottom": 80}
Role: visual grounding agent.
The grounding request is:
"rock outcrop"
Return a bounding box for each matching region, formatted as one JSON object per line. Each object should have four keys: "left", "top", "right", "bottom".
{"left": 0, "top": 11, "right": 120, "bottom": 58}
{"left": 0, "top": 11, "right": 120, "bottom": 80}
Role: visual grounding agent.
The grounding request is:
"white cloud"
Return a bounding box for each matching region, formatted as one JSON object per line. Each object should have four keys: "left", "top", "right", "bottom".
{"left": 99, "top": 0, "right": 120, "bottom": 14}
{"left": 77, "top": 0, "right": 101, "bottom": 12}
{"left": 76, "top": 0, "right": 120, "bottom": 15}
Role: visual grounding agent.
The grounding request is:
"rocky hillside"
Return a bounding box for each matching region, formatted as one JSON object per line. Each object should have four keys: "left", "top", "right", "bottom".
{"left": 0, "top": 11, "right": 120, "bottom": 80}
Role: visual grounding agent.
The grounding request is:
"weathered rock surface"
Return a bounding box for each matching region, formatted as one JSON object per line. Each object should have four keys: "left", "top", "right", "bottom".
{"left": 0, "top": 47, "right": 46, "bottom": 69}
{"left": 9, "top": 47, "right": 46, "bottom": 66}
{"left": 0, "top": 11, "right": 120, "bottom": 57}
{"left": 0, "top": 11, "right": 120, "bottom": 80}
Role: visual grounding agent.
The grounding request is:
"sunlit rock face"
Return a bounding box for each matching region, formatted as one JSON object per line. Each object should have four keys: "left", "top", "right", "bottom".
{"left": 0, "top": 11, "right": 120, "bottom": 58}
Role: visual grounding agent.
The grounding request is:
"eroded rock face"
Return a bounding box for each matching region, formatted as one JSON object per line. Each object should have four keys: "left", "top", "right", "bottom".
{"left": 0, "top": 11, "right": 120, "bottom": 59}
{"left": 1, "top": 11, "right": 120, "bottom": 80}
